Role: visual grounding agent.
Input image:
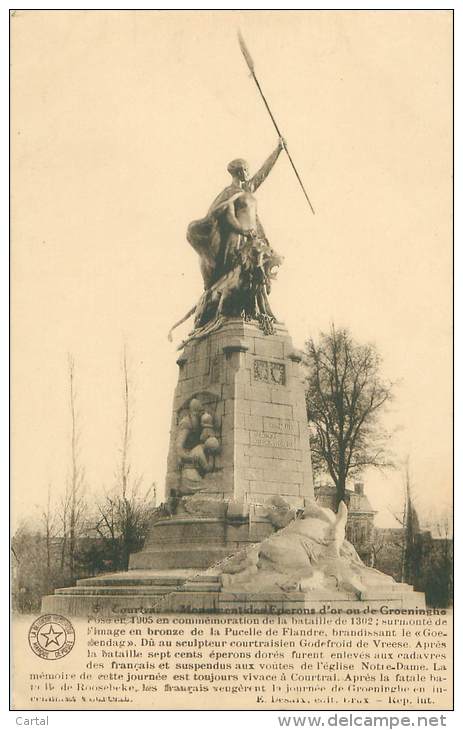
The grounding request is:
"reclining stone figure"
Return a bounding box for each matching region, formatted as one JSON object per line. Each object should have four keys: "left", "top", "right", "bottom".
{"left": 219, "top": 497, "right": 397, "bottom": 598}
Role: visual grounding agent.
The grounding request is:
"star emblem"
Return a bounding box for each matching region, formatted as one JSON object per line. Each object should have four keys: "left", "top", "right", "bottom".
{"left": 39, "top": 623, "right": 64, "bottom": 648}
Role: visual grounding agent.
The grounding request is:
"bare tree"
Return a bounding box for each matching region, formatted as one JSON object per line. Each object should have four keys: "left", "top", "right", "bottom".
{"left": 370, "top": 529, "right": 389, "bottom": 569}
{"left": 63, "top": 354, "right": 87, "bottom": 580}
{"left": 387, "top": 461, "right": 421, "bottom": 583}
{"left": 422, "top": 508, "right": 453, "bottom": 607}
{"left": 41, "top": 485, "right": 58, "bottom": 593}
{"left": 431, "top": 511, "right": 453, "bottom": 541}
{"left": 96, "top": 346, "right": 155, "bottom": 570}
{"left": 11, "top": 519, "right": 49, "bottom": 613}
{"left": 58, "top": 489, "right": 69, "bottom": 571}
{"left": 304, "top": 325, "right": 395, "bottom": 506}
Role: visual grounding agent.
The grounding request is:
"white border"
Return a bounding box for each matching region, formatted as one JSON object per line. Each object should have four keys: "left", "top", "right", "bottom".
{"left": 3, "top": 3, "right": 459, "bottom": 728}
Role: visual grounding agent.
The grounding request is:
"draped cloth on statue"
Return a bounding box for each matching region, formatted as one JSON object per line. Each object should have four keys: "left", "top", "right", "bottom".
{"left": 187, "top": 183, "right": 269, "bottom": 290}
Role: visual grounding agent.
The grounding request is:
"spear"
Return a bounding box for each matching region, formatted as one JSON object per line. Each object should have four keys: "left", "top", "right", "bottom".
{"left": 238, "top": 30, "right": 315, "bottom": 215}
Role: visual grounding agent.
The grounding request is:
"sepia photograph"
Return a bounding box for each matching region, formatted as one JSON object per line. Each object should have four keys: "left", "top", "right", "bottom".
{"left": 10, "top": 8, "right": 453, "bottom": 713}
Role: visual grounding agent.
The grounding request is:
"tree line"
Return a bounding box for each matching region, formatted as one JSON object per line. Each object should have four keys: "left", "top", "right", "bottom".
{"left": 12, "top": 347, "right": 161, "bottom": 612}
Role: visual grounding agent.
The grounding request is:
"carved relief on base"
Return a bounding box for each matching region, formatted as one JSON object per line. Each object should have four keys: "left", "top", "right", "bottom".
{"left": 174, "top": 392, "right": 222, "bottom": 498}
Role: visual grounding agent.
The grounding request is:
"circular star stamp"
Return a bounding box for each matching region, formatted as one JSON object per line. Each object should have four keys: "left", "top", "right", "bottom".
{"left": 28, "top": 614, "right": 75, "bottom": 660}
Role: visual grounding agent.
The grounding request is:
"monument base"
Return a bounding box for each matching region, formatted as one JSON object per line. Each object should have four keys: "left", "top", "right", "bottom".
{"left": 129, "top": 512, "right": 274, "bottom": 570}
{"left": 41, "top": 569, "right": 426, "bottom": 617}
{"left": 41, "top": 494, "right": 428, "bottom": 617}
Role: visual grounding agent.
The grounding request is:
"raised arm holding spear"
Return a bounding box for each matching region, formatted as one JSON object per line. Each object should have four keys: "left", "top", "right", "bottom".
{"left": 168, "top": 33, "right": 315, "bottom": 342}
{"left": 238, "top": 30, "right": 315, "bottom": 215}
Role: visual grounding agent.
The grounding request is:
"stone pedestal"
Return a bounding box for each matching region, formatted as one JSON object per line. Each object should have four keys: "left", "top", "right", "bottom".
{"left": 129, "top": 319, "right": 314, "bottom": 570}
{"left": 128, "top": 516, "right": 271, "bottom": 570}
{"left": 169, "top": 318, "right": 313, "bottom": 505}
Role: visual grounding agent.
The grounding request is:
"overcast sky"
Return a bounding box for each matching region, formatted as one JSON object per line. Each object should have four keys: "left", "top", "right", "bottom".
{"left": 11, "top": 10, "right": 452, "bottom": 529}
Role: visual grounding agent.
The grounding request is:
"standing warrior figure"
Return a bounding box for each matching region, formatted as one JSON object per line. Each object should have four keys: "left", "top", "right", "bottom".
{"left": 187, "top": 137, "right": 286, "bottom": 290}
{"left": 167, "top": 138, "right": 286, "bottom": 343}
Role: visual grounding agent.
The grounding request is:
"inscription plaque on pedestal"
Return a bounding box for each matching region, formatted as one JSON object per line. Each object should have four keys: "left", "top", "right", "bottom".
{"left": 250, "top": 431, "right": 297, "bottom": 449}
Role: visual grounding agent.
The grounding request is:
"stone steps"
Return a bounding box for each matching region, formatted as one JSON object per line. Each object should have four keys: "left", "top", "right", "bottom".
{"left": 55, "top": 586, "right": 182, "bottom": 596}
{"left": 55, "top": 580, "right": 222, "bottom": 596}
{"left": 77, "top": 573, "right": 196, "bottom": 587}
{"left": 360, "top": 584, "right": 414, "bottom": 599}
{"left": 41, "top": 565, "right": 426, "bottom": 616}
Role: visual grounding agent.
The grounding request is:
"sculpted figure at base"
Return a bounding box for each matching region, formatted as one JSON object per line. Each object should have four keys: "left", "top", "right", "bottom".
{"left": 168, "top": 139, "right": 286, "bottom": 343}
{"left": 175, "top": 398, "right": 221, "bottom": 495}
{"left": 219, "top": 498, "right": 397, "bottom": 597}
